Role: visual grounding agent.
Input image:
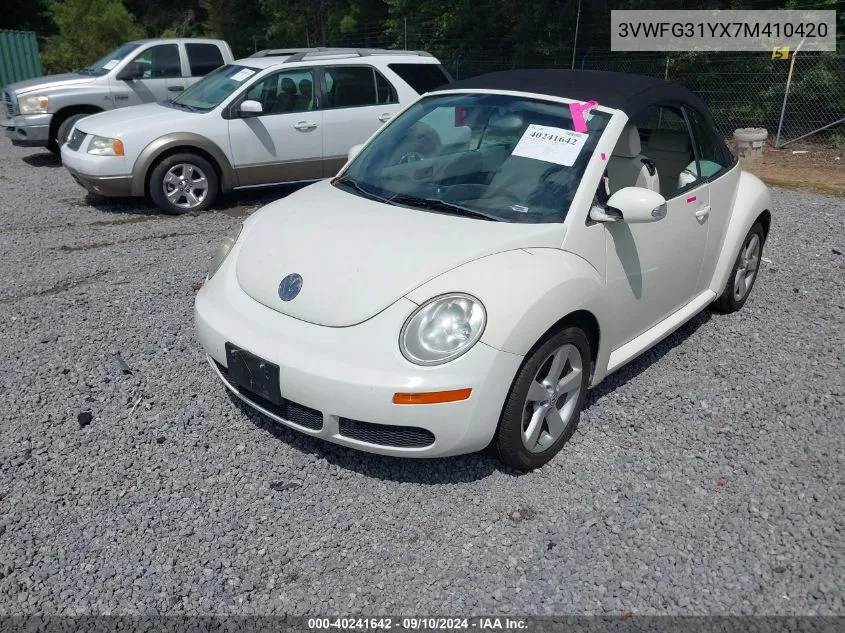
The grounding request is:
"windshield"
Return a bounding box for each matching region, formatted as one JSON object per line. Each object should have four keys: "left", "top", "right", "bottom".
{"left": 338, "top": 92, "right": 610, "bottom": 223}
{"left": 168, "top": 64, "right": 261, "bottom": 113}
{"left": 78, "top": 43, "right": 139, "bottom": 76}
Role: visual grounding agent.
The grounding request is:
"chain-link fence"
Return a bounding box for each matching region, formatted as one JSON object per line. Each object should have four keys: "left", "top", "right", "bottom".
{"left": 260, "top": 16, "right": 845, "bottom": 148}
{"left": 444, "top": 50, "right": 845, "bottom": 147}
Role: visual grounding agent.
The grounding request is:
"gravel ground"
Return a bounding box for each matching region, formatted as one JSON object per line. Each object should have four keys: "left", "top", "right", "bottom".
{"left": 0, "top": 135, "right": 843, "bottom": 617}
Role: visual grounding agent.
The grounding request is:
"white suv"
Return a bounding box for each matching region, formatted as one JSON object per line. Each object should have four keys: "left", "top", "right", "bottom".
{"left": 60, "top": 48, "right": 453, "bottom": 214}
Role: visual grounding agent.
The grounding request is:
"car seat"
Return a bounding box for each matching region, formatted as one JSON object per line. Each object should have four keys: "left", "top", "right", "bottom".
{"left": 296, "top": 79, "right": 313, "bottom": 110}
{"left": 607, "top": 123, "right": 660, "bottom": 194}
{"left": 275, "top": 77, "right": 297, "bottom": 113}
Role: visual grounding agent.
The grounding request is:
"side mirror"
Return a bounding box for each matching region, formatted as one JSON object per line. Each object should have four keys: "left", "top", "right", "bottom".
{"left": 239, "top": 100, "right": 263, "bottom": 117}
{"left": 348, "top": 144, "right": 364, "bottom": 161}
{"left": 605, "top": 187, "right": 667, "bottom": 223}
{"left": 117, "top": 62, "right": 144, "bottom": 81}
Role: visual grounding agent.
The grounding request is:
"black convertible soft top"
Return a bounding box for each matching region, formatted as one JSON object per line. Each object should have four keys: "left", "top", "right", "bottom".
{"left": 438, "top": 69, "right": 713, "bottom": 121}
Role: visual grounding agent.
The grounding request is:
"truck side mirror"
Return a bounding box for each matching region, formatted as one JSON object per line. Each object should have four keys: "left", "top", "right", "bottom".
{"left": 117, "top": 62, "right": 144, "bottom": 81}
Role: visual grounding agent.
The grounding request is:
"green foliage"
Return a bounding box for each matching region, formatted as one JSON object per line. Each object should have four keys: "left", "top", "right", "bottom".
{"left": 41, "top": 0, "right": 143, "bottom": 73}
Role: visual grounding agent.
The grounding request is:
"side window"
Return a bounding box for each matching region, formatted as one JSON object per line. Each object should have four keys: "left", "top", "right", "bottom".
{"left": 375, "top": 71, "right": 398, "bottom": 105}
{"left": 186, "top": 44, "right": 224, "bottom": 77}
{"left": 244, "top": 69, "right": 315, "bottom": 115}
{"left": 684, "top": 107, "right": 733, "bottom": 178}
{"left": 632, "top": 104, "right": 697, "bottom": 199}
{"left": 324, "top": 66, "right": 384, "bottom": 108}
{"left": 131, "top": 44, "right": 181, "bottom": 79}
{"left": 387, "top": 63, "right": 452, "bottom": 94}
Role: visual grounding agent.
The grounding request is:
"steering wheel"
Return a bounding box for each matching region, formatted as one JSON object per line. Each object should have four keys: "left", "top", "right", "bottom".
{"left": 389, "top": 122, "right": 441, "bottom": 166}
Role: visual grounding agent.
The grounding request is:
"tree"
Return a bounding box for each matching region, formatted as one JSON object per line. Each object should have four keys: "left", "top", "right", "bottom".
{"left": 41, "top": 0, "right": 143, "bottom": 74}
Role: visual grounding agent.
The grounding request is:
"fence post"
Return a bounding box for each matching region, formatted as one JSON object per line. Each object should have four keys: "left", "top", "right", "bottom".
{"left": 404, "top": 17, "right": 408, "bottom": 50}
{"left": 570, "top": 0, "right": 581, "bottom": 70}
{"left": 775, "top": 48, "right": 799, "bottom": 148}
{"left": 664, "top": 55, "right": 669, "bottom": 80}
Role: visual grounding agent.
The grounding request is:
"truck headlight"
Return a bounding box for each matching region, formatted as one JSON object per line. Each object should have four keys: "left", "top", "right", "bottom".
{"left": 207, "top": 224, "right": 243, "bottom": 280}
{"left": 400, "top": 293, "right": 486, "bottom": 365}
{"left": 87, "top": 135, "right": 125, "bottom": 156}
{"left": 19, "top": 95, "right": 49, "bottom": 114}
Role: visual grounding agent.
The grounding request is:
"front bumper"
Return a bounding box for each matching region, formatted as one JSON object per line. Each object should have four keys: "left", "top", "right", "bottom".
{"left": 194, "top": 248, "right": 524, "bottom": 458}
{"left": 2, "top": 113, "right": 52, "bottom": 147}
{"left": 61, "top": 141, "right": 133, "bottom": 197}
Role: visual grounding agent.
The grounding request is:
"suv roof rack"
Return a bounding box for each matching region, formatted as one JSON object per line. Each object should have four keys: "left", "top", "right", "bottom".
{"left": 249, "top": 47, "right": 433, "bottom": 62}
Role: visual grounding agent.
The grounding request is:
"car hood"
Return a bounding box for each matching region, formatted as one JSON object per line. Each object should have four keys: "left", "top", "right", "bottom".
{"left": 235, "top": 180, "right": 566, "bottom": 327}
{"left": 75, "top": 102, "right": 198, "bottom": 138}
{"left": 8, "top": 73, "right": 96, "bottom": 95}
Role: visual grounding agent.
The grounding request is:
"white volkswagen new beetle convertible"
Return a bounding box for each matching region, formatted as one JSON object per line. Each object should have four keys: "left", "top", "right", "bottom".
{"left": 195, "top": 70, "right": 771, "bottom": 470}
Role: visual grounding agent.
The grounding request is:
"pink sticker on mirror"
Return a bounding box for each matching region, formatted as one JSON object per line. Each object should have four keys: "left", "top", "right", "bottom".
{"left": 687, "top": 195, "right": 697, "bottom": 203}
{"left": 569, "top": 100, "right": 598, "bottom": 133}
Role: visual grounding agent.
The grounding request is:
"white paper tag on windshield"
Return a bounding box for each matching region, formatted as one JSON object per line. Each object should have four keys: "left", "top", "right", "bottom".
{"left": 231, "top": 68, "right": 255, "bottom": 82}
{"left": 103, "top": 60, "right": 119, "bottom": 70}
{"left": 512, "top": 124, "right": 588, "bottom": 167}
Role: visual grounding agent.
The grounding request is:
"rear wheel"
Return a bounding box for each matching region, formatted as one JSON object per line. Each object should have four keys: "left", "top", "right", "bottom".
{"left": 149, "top": 153, "right": 219, "bottom": 215}
{"left": 495, "top": 327, "right": 591, "bottom": 470}
{"left": 712, "top": 222, "right": 765, "bottom": 313}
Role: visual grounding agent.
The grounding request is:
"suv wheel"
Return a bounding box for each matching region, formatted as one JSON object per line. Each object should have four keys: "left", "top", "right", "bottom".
{"left": 149, "top": 153, "right": 219, "bottom": 215}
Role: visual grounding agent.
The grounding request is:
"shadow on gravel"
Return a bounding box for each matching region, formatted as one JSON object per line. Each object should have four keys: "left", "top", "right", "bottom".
{"left": 583, "top": 309, "right": 713, "bottom": 411}
{"left": 69, "top": 183, "right": 306, "bottom": 218}
{"left": 230, "top": 310, "right": 716, "bottom": 482}
{"left": 83, "top": 193, "right": 160, "bottom": 216}
{"left": 22, "top": 152, "right": 61, "bottom": 168}
{"left": 213, "top": 183, "right": 308, "bottom": 218}
{"left": 231, "top": 395, "right": 507, "bottom": 483}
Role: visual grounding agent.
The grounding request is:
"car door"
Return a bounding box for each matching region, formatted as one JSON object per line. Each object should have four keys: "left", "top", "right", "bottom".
{"left": 318, "top": 65, "right": 402, "bottom": 177}
{"left": 604, "top": 105, "right": 710, "bottom": 343}
{"left": 110, "top": 43, "right": 183, "bottom": 107}
{"left": 682, "top": 106, "right": 741, "bottom": 291}
{"left": 227, "top": 68, "right": 323, "bottom": 186}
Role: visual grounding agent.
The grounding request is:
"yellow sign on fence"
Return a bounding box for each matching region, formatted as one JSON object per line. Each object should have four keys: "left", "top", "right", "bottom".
{"left": 772, "top": 46, "right": 791, "bottom": 60}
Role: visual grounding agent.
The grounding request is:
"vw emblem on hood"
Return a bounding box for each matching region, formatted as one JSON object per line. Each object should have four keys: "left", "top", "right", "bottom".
{"left": 278, "top": 273, "right": 303, "bottom": 302}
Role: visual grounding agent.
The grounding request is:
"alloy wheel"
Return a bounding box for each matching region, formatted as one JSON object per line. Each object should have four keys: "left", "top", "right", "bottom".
{"left": 162, "top": 163, "right": 209, "bottom": 210}
{"left": 733, "top": 232, "right": 761, "bottom": 302}
{"left": 521, "top": 343, "right": 583, "bottom": 453}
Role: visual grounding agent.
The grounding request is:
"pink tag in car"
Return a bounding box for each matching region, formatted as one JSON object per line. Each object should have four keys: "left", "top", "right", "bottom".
{"left": 569, "top": 100, "right": 598, "bottom": 133}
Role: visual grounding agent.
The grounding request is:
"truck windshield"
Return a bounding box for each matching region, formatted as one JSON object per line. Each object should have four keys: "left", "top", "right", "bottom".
{"left": 78, "top": 43, "right": 139, "bottom": 77}
{"left": 169, "top": 64, "right": 261, "bottom": 113}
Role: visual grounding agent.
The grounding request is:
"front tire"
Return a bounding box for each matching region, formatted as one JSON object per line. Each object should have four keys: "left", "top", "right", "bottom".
{"left": 149, "top": 153, "right": 219, "bottom": 215}
{"left": 495, "top": 327, "right": 591, "bottom": 470}
{"left": 55, "top": 113, "right": 92, "bottom": 152}
{"left": 712, "top": 222, "right": 765, "bottom": 313}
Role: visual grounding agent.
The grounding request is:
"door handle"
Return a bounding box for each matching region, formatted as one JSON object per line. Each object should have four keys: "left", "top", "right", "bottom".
{"left": 294, "top": 122, "right": 317, "bottom": 131}
{"left": 378, "top": 113, "right": 392, "bottom": 122}
{"left": 114, "top": 94, "right": 129, "bottom": 101}
{"left": 695, "top": 205, "right": 711, "bottom": 220}
{"left": 168, "top": 86, "right": 185, "bottom": 92}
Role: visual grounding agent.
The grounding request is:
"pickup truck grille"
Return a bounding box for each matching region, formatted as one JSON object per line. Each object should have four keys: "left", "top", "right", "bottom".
{"left": 3, "top": 91, "right": 14, "bottom": 118}
{"left": 66, "top": 128, "right": 86, "bottom": 152}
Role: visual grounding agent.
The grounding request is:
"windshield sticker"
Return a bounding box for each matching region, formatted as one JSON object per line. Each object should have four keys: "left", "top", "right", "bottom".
{"left": 231, "top": 68, "right": 256, "bottom": 82}
{"left": 511, "top": 204, "right": 529, "bottom": 213}
{"left": 102, "top": 60, "right": 119, "bottom": 70}
{"left": 512, "top": 124, "right": 588, "bottom": 167}
{"left": 569, "top": 100, "right": 598, "bottom": 133}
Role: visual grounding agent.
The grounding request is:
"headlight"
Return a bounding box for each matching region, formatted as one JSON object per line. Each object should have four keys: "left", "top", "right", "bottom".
{"left": 400, "top": 293, "right": 486, "bottom": 366}
{"left": 87, "top": 135, "right": 124, "bottom": 156}
{"left": 18, "top": 94, "right": 49, "bottom": 114}
{"left": 207, "top": 224, "right": 243, "bottom": 280}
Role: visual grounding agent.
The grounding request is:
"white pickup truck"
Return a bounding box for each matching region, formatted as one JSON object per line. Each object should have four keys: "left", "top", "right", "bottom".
{"left": 2, "top": 38, "right": 234, "bottom": 154}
